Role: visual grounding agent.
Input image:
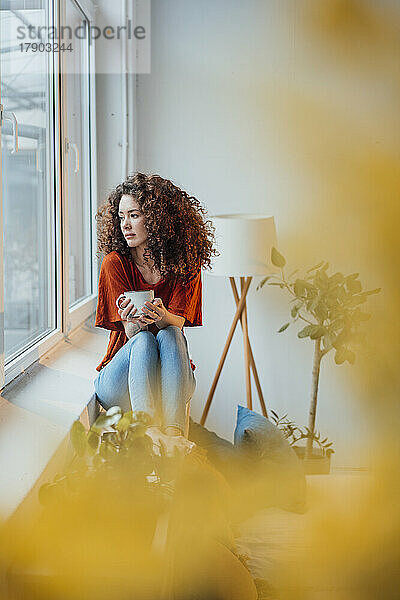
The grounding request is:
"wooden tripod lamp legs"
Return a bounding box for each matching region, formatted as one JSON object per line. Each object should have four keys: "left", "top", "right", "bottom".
{"left": 232, "top": 278, "right": 268, "bottom": 418}
{"left": 200, "top": 276, "right": 267, "bottom": 426}
{"left": 240, "top": 277, "right": 252, "bottom": 410}
{"left": 200, "top": 277, "right": 251, "bottom": 425}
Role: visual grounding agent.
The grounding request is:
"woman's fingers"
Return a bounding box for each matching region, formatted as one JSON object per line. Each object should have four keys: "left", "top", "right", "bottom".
{"left": 116, "top": 297, "right": 130, "bottom": 316}
{"left": 116, "top": 294, "right": 129, "bottom": 309}
{"left": 138, "top": 311, "right": 160, "bottom": 326}
{"left": 121, "top": 301, "right": 137, "bottom": 321}
{"left": 118, "top": 298, "right": 164, "bottom": 324}
{"left": 143, "top": 300, "right": 166, "bottom": 320}
{"left": 139, "top": 313, "right": 156, "bottom": 323}
{"left": 143, "top": 303, "right": 160, "bottom": 318}
{"left": 117, "top": 299, "right": 130, "bottom": 318}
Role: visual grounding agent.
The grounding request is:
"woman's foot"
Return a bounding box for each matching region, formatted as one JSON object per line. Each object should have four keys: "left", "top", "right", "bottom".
{"left": 146, "top": 426, "right": 196, "bottom": 457}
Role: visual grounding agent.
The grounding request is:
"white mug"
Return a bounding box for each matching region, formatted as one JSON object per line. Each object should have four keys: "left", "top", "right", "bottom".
{"left": 116, "top": 290, "right": 155, "bottom": 316}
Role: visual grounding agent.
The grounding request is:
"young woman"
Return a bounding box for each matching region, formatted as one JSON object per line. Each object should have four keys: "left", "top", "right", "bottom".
{"left": 93, "top": 172, "right": 216, "bottom": 453}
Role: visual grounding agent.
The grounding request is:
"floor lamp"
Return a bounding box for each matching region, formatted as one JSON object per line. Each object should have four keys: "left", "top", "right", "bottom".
{"left": 200, "top": 214, "right": 279, "bottom": 426}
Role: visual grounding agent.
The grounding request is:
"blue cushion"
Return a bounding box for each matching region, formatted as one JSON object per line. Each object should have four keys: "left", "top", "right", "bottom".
{"left": 234, "top": 405, "right": 306, "bottom": 513}
{"left": 234, "top": 405, "right": 292, "bottom": 460}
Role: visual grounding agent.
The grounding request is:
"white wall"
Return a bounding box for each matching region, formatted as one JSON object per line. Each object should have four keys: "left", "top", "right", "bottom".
{"left": 94, "top": 0, "right": 138, "bottom": 204}
{"left": 96, "top": 0, "right": 397, "bottom": 467}
{"left": 134, "top": 0, "right": 397, "bottom": 468}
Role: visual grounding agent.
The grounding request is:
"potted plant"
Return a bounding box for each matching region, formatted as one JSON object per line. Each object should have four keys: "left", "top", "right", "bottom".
{"left": 269, "top": 409, "right": 335, "bottom": 474}
{"left": 0, "top": 409, "right": 179, "bottom": 599}
{"left": 258, "top": 248, "right": 380, "bottom": 472}
{"left": 39, "top": 407, "right": 178, "bottom": 505}
{"left": 30, "top": 409, "right": 255, "bottom": 599}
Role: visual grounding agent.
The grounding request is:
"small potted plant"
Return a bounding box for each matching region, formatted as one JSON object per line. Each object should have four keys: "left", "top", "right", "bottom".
{"left": 258, "top": 248, "right": 380, "bottom": 473}
{"left": 269, "top": 410, "right": 334, "bottom": 474}
{"left": 39, "top": 407, "right": 179, "bottom": 505}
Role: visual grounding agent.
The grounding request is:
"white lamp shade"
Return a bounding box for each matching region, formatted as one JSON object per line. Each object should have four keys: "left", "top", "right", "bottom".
{"left": 210, "top": 213, "right": 280, "bottom": 277}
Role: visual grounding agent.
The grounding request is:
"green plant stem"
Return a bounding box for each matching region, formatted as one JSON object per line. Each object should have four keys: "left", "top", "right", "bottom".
{"left": 306, "top": 337, "right": 322, "bottom": 459}
{"left": 298, "top": 314, "right": 315, "bottom": 326}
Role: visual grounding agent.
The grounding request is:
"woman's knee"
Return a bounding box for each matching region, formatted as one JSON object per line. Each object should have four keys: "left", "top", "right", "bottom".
{"left": 94, "top": 374, "right": 131, "bottom": 413}
{"left": 157, "top": 326, "right": 190, "bottom": 365}
{"left": 156, "top": 325, "right": 184, "bottom": 344}
{"left": 129, "top": 329, "right": 156, "bottom": 343}
{"left": 128, "top": 330, "right": 157, "bottom": 353}
{"left": 126, "top": 330, "right": 159, "bottom": 369}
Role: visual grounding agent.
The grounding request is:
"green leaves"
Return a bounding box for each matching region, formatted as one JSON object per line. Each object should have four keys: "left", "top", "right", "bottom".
{"left": 291, "top": 304, "right": 300, "bottom": 318}
{"left": 328, "top": 272, "right": 344, "bottom": 286}
{"left": 322, "top": 333, "right": 334, "bottom": 351}
{"left": 307, "top": 261, "right": 324, "bottom": 273}
{"left": 314, "top": 301, "right": 328, "bottom": 321}
{"left": 271, "top": 247, "right": 286, "bottom": 268}
{"left": 346, "top": 272, "right": 359, "bottom": 281}
{"left": 257, "top": 249, "right": 381, "bottom": 372}
{"left": 364, "top": 287, "right": 381, "bottom": 296}
{"left": 334, "top": 347, "right": 347, "bottom": 364}
{"left": 39, "top": 406, "right": 178, "bottom": 508}
{"left": 314, "top": 269, "right": 329, "bottom": 288}
{"left": 87, "top": 431, "right": 100, "bottom": 455}
{"left": 298, "top": 325, "right": 314, "bottom": 338}
{"left": 294, "top": 279, "right": 307, "bottom": 296}
{"left": 297, "top": 324, "right": 325, "bottom": 339}
{"left": 68, "top": 408, "right": 153, "bottom": 464}
{"left": 310, "top": 325, "right": 326, "bottom": 340}
{"left": 269, "top": 408, "right": 335, "bottom": 456}
{"left": 115, "top": 416, "right": 131, "bottom": 433}
{"left": 256, "top": 250, "right": 381, "bottom": 460}
{"left": 346, "top": 278, "right": 362, "bottom": 294}
{"left": 334, "top": 347, "right": 355, "bottom": 365}
{"left": 90, "top": 413, "right": 121, "bottom": 434}
{"left": 257, "top": 276, "right": 272, "bottom": 290}
{"left": 129, "top": 422, "right": 147, "bottom": 437}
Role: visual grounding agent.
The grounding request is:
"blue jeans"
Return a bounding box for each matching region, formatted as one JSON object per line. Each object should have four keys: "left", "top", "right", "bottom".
{"left": 94, "top": 326, "right": 196, "bottom": 434}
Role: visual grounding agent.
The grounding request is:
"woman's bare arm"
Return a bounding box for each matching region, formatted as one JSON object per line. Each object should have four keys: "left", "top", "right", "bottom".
{"left": 155, "top": 310, "right": 184, "bottom": 330}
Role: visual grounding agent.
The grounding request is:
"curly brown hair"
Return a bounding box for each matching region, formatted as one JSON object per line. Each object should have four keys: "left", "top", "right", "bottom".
{"left": 96, "top": 172, "right": 217, "bottom": 284}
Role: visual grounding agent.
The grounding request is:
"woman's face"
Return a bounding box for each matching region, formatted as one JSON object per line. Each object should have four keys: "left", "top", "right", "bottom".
{"left": 118, "top": 194, "right": 148, "bottom": 249}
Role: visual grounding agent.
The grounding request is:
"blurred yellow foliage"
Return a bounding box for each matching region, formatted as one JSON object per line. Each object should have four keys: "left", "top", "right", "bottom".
{"left": 1, "top": 1, "right": 399, "bottom": 598}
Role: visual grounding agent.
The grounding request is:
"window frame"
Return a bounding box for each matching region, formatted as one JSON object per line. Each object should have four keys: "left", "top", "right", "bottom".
{"left": 0, "top": 0, "right": 98, "bottom": 389}
{"left": 60, "top": 0, "right": 98, "bottom": 335}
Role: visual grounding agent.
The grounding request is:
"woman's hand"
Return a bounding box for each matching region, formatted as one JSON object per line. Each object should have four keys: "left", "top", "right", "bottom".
{"left": 116, "top": 297, "right": 147, "bottom": 329}
{"left": 138, "top": 297, "right": 168, "bottom": 327}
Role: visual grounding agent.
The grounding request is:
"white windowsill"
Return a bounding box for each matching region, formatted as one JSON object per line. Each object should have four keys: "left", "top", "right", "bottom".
{"left": 4, "top": 296, "right": 99, "bottom": 388}
{"left": 0, "top": 314, "right": 108, "bottom": 519}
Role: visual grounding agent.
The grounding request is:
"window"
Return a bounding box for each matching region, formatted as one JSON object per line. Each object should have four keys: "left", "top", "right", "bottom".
{"left": 65, "top": 0, "right": 93, "bottom": 308}
{"left": 0, "top": 0, "right": 97, "bottom": 387}
{"left": 1, "top": 3, "right": 56, "bottom": 365}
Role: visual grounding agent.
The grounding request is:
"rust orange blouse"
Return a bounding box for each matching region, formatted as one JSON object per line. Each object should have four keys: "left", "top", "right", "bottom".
{"left": 95, "top": 251, "right": 202, "bottom": 372}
